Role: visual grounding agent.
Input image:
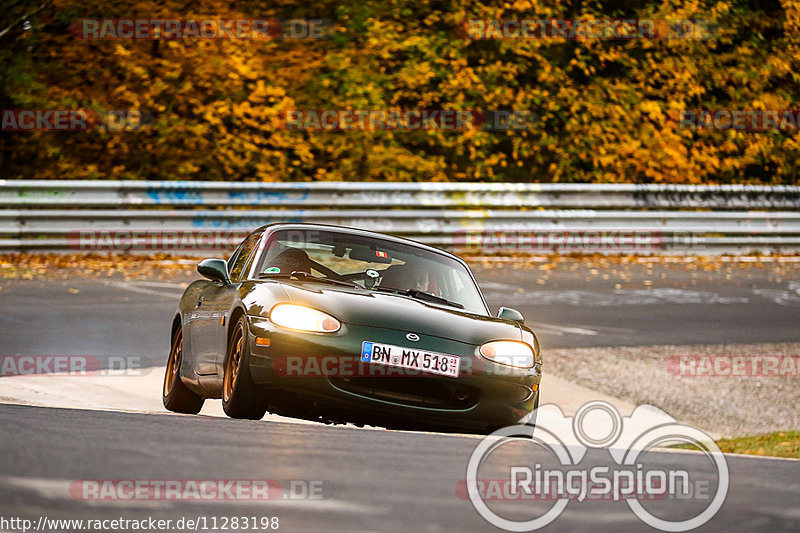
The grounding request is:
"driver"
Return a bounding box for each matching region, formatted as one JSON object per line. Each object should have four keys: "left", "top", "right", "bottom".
{"left": 379, "top": 264, "right": 430, "bottom": 292}
{"left": 263, "top": 247, "right": 312, "bottom": 274}
{"left": 408, "top": 270, "right": 429, "bottom": 292}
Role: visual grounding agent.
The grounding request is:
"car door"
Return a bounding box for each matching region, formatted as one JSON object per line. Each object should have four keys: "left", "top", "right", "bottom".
{"left": 189, "top": 283, "right": 232, "bottom": 375}
{"left": 190, "top": 230, "right": 263, "bottom": 375}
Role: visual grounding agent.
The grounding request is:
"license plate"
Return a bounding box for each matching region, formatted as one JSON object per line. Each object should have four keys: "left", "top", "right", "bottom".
{"left": 360, "top": 341, "right": 460, "bottom": 378}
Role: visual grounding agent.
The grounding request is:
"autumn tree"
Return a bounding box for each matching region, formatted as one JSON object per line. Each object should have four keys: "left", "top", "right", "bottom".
{"left": 1, "top": 0, "right": 799, "bottom": 184}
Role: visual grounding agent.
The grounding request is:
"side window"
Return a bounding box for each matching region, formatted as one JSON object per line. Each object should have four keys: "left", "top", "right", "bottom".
{"left": 228, "top": 231, "right": 262, "bottom": 281}
{"left": 227, "top": 246, "right": 244, "bottom": 276}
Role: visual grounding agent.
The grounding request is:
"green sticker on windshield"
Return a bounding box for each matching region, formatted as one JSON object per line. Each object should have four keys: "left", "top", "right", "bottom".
{"left": 265, "top": 267, "right": 281, "bottom": 274}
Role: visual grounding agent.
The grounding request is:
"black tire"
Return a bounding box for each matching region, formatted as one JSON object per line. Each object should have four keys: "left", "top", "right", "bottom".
{"left": 163, "top": 326, "right": 205, "bottom": 414}
{"left": 222, "top": 315, "right": 268, "bottom": 420}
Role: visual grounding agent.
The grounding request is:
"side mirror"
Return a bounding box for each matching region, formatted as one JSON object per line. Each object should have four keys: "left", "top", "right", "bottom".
{"left": 497, "top": 306, "right": 524, "bottom": 323}
{"left": 197, "top": 258, "right": 230, "bottom": 284}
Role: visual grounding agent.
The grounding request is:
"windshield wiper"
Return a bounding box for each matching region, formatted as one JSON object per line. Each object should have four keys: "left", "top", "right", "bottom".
{"left": 373, "top": 287, "right": 464, "bottom": 309}
{"left": 258, "top": 271, "right": 359, "bottom": 288}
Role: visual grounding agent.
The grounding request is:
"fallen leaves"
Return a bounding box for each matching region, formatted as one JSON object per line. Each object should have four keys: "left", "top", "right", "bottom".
{"left": 0, "top": 252, "right": 798, "bottom": 284}
{"left": 0, "top": 253, "right": 205, "bottom": 281}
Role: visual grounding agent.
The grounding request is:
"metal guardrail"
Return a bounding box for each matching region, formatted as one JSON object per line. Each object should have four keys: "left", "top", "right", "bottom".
{"left": 2, "top": 180, "right": 800, "bottom": 208}
{"left": 1, "top": 180, "right": 799, "bottom": 254}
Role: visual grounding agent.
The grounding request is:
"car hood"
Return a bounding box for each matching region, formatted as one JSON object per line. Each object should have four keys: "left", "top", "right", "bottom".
{"left": 241, "top": 281, "right": 522, "bottom": 346}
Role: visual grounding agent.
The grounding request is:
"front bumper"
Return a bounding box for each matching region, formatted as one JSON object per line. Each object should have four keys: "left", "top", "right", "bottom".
{"left": 246, "top": 316, "right": 541, "bottom": 432}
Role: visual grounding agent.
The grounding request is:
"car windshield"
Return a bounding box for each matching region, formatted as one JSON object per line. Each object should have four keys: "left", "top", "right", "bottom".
{"left": 252, "top": 228, "right": 488, "bottom": 315}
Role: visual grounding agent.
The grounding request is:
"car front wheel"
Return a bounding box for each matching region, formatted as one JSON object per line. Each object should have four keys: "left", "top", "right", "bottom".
{"left": 222, "top": 315, "right": 268, "bottom": 420}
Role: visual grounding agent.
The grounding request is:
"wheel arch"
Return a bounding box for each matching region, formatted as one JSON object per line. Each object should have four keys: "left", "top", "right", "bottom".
{"left": 227, "top": 306, "right": 248, "bottom": 343}
{"left": 171, "top": 313, "right": 182, "bottom": 343}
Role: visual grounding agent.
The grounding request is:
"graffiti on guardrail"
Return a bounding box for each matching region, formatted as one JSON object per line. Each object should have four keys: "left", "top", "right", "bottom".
{"left": 226, "top": 190, "right": 310, "bottom": 204}
{"left": 631, "top": 185, "right": 800, "bottom": 209}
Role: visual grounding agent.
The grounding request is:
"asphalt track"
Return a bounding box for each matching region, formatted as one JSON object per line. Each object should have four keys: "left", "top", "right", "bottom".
{"left": 0, "top": 403, "right": 799, "bottom": 533}
{"left": 1, "top": 259, "right": 799, "bottom": 532}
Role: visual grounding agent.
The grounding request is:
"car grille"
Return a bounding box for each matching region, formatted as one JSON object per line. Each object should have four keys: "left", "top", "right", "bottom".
{"left": 330, "top": 377, "right": 479, "bottom": 410}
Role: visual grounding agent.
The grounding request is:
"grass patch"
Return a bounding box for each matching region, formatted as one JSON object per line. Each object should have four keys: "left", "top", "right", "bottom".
{"left": 674, "top": 431, "right": 800, "bottom": 459}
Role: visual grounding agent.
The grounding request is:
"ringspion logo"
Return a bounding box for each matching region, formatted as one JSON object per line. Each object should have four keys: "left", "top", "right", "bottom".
{"left": 465, "top": 401, "right": 728, "bottom": 531}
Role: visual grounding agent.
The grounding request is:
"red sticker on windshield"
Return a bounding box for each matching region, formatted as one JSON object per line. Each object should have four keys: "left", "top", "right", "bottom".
{"left": 376, "top": 251, "right": 388, "bottom": 258}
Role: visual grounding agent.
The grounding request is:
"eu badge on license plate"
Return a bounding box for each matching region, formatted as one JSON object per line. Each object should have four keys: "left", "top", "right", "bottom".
{"left": 360, "top": 341, "right": 460, "bottom": 378}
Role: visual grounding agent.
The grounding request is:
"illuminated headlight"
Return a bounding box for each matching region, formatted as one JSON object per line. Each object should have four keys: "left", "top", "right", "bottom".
{"left": 479, "top": 340, "right": 535, "bottom": 368}
{"left": 269, "top": 304, "right": 341, "bottom": 333}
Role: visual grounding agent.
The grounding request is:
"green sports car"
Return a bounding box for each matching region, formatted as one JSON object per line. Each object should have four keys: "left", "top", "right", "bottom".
{"left": 163, "top": 223, "right": 541, "bottom": 433}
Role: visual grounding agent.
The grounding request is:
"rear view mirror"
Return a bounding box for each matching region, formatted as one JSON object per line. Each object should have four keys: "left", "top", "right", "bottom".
{"left": 497, "top": 306, "right": 524, "bottom": 323}
{"left": 348, "top": 247, "right": 392, "bottom": 264}
{"left": 197, "top": 258, "right": 230, "bottom": 284}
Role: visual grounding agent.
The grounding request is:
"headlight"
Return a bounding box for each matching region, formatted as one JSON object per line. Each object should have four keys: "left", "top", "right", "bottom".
{"left": 269, "top": 304, "right": 341, "bottom": 333}
{"left": 479, "top": 340, "right": 535, "bottom": 368}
